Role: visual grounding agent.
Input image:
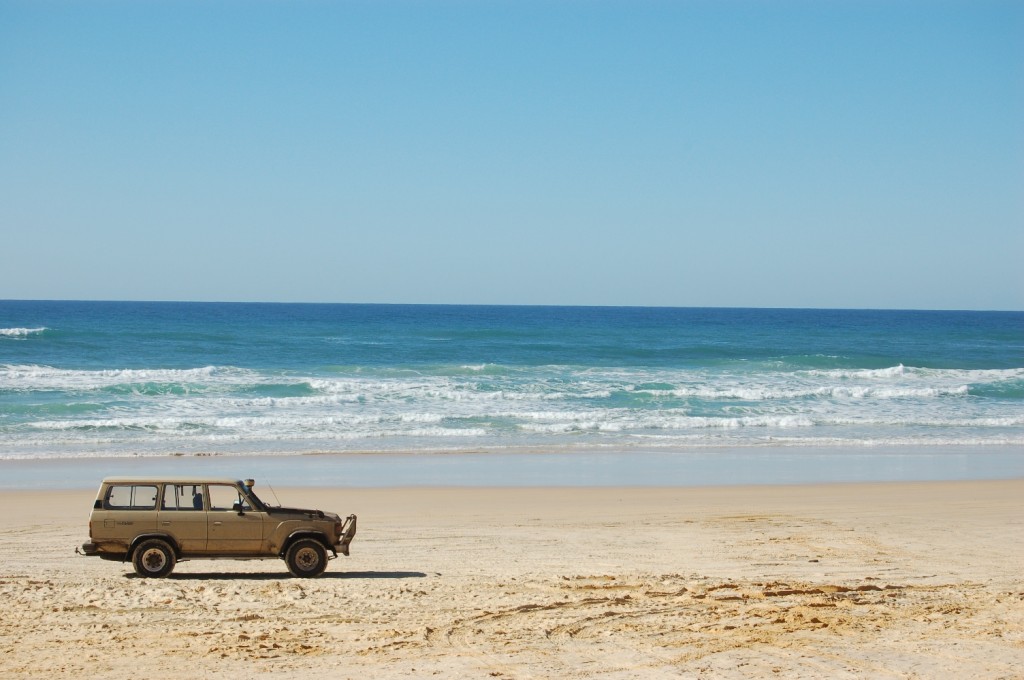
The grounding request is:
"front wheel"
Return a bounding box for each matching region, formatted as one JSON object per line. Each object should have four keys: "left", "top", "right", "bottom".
{"left": 285, "top": 538, "right": 327, "bottom": 578}
{"left": 132, "top": 539, "right": 176, "bottom": 578}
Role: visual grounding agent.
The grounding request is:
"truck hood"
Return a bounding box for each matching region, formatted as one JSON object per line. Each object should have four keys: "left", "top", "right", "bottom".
{"left": 268, "top": 506, "right": 339, "bottom": 521}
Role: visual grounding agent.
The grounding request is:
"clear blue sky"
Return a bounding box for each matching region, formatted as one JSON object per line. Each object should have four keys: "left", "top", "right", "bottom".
{"left": 1, "top": 1, "right": 1021, "bottom": 309}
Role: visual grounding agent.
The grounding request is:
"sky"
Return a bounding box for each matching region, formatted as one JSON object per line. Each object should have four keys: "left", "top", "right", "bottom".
{"left": 1, "top": 1, "right": 1021, "bottom": 310}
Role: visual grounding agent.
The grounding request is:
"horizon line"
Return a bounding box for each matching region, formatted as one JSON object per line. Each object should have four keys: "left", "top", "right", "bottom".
{"left": 2, "top": 298, "right": 1021, "bottom": 314}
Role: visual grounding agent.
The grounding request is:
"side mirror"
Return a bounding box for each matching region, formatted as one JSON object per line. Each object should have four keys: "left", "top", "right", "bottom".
{"left": 232, "top": 501, "right": 244, "bottom": 515}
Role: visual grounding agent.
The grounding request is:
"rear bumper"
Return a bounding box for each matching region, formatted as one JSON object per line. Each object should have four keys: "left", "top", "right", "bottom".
{"left": 77, "top": 542, "right": 126, "bottom": 561}
{"left": 336, "top": 514, "right": 357, "bottom": 556}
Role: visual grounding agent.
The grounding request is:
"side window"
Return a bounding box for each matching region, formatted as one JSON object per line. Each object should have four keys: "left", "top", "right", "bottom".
{"left": 162, "top": 484, "right": 204, "bottom": 511}
{"left": 208, "top": 484, "right": 250, "bottom": 512}
{"left": 105, "top": 485, "right": 159, "bottom": 510}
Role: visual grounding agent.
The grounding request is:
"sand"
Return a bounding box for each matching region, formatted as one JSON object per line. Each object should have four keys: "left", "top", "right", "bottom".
{"left": 1, "top": 480, "right": 1021, "bottom": 678}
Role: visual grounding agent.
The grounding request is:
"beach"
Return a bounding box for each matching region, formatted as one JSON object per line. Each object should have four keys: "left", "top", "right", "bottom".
{"left": 5, "top": 0, "right": 1022, "bottom": 674}
{"left": 2, "top": 480, "right": 1021, "bottom": 678}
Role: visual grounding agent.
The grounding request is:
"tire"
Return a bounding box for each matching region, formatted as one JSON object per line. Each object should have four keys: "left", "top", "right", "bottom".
{"left": 132, "top": 539, "right": 176, "bottom": 578}
{"left": 285, "top": 538, "right": 328, "bottom": 578}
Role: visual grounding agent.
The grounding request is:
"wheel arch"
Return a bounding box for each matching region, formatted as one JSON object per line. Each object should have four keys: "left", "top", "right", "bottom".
{"left": 128, "top": 533, "right": 181, "bottom": 560}
{"left": 280, "top": 530, "right": 333, "bottom": 557}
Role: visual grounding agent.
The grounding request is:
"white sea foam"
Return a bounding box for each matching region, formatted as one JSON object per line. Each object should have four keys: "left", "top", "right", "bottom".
{"left": 806, "top": 366, "right": 1024, "bottom": 382}
{"left": 0, "top": 327, "right": 47, "bottom": 338}
{"left": 3, "top": 359, "right": 1021, "bottom": 458}
{"left": 7, "top": 361, "right": 997, "bottom": 405}
{"left": 1, "top": 364, "right": 260, "bottom": 391}
{"left": 630, "top": 384, "right": 972, "bottom": 401}
{"left": 807, "top": 364, "right": 908, "bottom": 379}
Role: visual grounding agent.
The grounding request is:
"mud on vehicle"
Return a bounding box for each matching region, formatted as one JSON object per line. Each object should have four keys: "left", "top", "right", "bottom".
{"left": 78, "top": 477, "right": 356, "bottom": 578}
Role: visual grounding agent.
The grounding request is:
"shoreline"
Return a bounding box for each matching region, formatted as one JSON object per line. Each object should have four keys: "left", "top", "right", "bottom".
{"left": 2, "top": 444, "right": 1022, "bottom": 490}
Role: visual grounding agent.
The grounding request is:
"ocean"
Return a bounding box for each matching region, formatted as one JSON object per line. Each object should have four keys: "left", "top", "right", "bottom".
{"left": 1, "top": 301, "right": 1022, "bottom": 487}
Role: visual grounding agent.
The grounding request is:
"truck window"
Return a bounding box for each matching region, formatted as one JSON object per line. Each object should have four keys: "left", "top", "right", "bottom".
{"left": 105, "top": 485, "right": 159, "bottom": 510}
{"left": 161, "top": 484, "right": 204, "bottom": 511}
{"left": 208, "top": 484, "right": 251, "bottom": 512}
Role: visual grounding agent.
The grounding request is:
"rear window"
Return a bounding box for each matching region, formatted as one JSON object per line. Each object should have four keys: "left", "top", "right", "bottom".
{"left": 104, "top": 484, "right": 159, "bottom": 510}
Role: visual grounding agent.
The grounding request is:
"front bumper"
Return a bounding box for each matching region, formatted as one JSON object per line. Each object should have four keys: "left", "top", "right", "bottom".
{"left": 336, "top": 514, "right": 357, "bottom": 556}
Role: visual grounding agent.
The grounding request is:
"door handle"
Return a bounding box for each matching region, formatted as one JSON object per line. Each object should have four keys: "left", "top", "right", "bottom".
{"left": 162, "top": 521, "right": 171, "bottom": 526}
{"left": 213, "top": 521, "right": 223, "bottom": 526}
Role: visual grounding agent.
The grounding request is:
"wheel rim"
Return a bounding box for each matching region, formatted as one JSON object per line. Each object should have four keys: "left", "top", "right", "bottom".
{"left": 295, "top": 546, "right": 320, "bottom": 571}
{"left": 141, "top": 548, "right": 167, "bottom": 572}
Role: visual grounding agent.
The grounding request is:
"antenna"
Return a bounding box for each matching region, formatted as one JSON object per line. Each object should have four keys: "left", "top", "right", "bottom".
{"left": 263, "top": 480, "right": 283, "bottom": 507}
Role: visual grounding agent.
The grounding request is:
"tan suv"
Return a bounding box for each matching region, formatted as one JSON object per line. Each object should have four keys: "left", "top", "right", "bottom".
{"left": 78, "top": 477, "right": 357, "bottom": 578}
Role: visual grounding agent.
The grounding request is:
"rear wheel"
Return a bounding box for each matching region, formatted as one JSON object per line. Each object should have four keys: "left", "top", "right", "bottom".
{"left": 286, "top": 538, "right": 327, "bottom": 578}
{"left": 132, "top": 539, "right": 176, "bottom": 578}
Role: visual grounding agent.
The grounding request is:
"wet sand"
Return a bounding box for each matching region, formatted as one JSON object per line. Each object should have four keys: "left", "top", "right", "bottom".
{"left": 1, "top": 481, "right": 1022, "bottom": 678}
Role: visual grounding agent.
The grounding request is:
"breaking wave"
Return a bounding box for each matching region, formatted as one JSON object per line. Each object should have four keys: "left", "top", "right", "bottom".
{"left": 0, "top": 327, "right": 47, "bottom": 338}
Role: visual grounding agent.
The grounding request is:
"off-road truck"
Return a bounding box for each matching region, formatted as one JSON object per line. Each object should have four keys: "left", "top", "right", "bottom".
{"left": 78, "top": 477, "right": 357, "bottom": 578}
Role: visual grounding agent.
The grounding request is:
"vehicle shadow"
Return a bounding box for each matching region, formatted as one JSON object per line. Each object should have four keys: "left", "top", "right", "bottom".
{"left": 125, "top": 570, "right": 429, "bottom": 581}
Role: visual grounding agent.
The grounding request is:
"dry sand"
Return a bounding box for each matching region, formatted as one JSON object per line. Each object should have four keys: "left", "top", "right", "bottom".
{"left": 1, "top": 481, "right": 1021, "bottom": 678}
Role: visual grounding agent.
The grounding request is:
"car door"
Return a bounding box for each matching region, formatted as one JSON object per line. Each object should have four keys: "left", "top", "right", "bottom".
{"left": 157, "top": 483, "right": 208, "bottom": 553}
{"left": 206, "top": 483, "right": 265, "bottom": 553}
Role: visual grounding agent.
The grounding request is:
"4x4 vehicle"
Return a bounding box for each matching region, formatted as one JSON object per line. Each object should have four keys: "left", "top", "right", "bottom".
{"left": 78, "top": 477, "right": 357, "bottom": 578}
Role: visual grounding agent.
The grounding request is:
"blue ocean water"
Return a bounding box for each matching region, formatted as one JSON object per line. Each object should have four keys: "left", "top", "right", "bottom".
{"left": 1, "top": 301, "right": 1021, "bottom": 465}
